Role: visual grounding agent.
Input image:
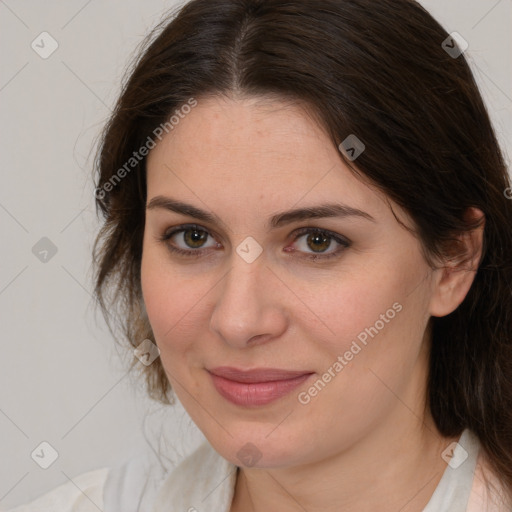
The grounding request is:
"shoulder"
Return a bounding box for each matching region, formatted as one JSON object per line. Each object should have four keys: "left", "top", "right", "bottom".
{"left": 6, "top": 468, "right": 109, "bottom": 512}
{"left": 467, "top": 449, "right": 511, "bottom": 512}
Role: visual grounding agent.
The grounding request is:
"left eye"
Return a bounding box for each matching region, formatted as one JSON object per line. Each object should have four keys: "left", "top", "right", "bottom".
{"left": 290, "top": 228, "right": 350, "bottom": 257}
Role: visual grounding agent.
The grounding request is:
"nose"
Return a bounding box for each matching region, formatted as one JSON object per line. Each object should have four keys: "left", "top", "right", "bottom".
{"left": 209, "top": 255, "right": 289, "bottom": 349}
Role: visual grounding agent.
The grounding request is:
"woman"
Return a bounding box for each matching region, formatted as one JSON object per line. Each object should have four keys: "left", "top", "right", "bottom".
{"left": 11, "top": 0, "right": 512, "bottom": 510}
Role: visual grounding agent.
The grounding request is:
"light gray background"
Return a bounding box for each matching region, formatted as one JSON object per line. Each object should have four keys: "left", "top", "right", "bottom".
{"left": 0, "top": 0, "right": 510, "bottom": 508}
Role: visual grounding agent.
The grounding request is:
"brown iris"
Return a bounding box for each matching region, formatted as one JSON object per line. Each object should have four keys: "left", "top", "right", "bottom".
{"left": 183, "top": 228, "right": 208, "bottom": 248}
{"left": 306, "top": 232, "right": 331, "bottom": 252}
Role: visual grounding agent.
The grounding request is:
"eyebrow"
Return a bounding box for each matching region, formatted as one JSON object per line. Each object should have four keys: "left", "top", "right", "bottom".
{"left": 146, "top": 196, "right": 376, "bottom": 228}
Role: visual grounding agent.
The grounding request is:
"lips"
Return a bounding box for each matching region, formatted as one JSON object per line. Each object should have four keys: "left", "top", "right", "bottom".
{"left": 208, "top": 366, "right": 314, "bottom": 406}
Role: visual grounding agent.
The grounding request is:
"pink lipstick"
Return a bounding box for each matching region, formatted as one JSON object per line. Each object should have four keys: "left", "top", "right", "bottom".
{"left": 208, "top": 367, "right": 314, "bottom": 406}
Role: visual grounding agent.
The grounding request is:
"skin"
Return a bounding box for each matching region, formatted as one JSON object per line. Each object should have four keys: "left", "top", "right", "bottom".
{"left": 141, "top": 95, "right": 484, "bottom": 512}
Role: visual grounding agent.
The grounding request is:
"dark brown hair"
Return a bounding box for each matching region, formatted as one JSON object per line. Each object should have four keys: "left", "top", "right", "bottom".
{"left": 92, "top": 0, "right": 512, "bottom": 502}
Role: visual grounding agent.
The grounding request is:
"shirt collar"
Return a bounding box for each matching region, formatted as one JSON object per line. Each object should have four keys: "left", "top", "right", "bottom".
{"left": 152, "top": 440, "right": 237, "bottom": 512}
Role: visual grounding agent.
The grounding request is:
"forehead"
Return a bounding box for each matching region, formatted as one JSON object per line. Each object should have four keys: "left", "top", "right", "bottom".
{"left": 145, "top": 95, "right": 392, "bottom": 221}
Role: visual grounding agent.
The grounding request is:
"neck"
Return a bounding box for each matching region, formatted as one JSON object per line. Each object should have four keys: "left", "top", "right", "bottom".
{"left": 230, "top": 404, "right": 458, "bottom": 512}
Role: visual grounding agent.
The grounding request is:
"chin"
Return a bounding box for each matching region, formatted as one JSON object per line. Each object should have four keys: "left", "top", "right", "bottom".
{"left": 204, "top": 423, "right": 313, "bottom": 469}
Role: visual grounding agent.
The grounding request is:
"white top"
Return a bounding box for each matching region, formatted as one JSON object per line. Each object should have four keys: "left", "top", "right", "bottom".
{"left": 7, "top": 429, "right": 510, "bottom": 512}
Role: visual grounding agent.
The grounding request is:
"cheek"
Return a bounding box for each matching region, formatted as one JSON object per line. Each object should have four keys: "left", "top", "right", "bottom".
{"left": 140, "top": 248, "right": 213, "bottom": 365}
{"left": 303, "top": 256, "right": 432, "bottom": 390}
{"left": 303, "top": 262, "right": 431, "bottom": 396}
{"left": 302, "top": 268, "right": 408, "bottom": 351}
{"left": 294, "top": 280, "right": 430, "bottom": 447}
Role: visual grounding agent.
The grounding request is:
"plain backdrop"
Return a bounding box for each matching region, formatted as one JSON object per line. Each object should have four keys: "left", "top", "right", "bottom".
{"left": 0, "top": 0, "right": 511, "bottom": 508}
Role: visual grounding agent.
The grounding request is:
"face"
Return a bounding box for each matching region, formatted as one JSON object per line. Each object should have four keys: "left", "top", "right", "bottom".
{"left": 141, "top": 95, "right": 439, "bottom": 469}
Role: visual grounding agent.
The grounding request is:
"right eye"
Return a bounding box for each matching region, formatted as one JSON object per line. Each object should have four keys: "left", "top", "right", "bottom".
{"left": 159, "top": 224, "right": 222, "bottom": 257}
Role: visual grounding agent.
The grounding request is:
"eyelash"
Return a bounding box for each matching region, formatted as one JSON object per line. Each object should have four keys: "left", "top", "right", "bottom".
{"left": 158, "top": 223, "right": 351, "bottom": 261}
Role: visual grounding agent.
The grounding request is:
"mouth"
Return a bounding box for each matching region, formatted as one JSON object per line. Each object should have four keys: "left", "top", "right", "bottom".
{"left": 207, "top": 366, "right": 315, "bottom": 406}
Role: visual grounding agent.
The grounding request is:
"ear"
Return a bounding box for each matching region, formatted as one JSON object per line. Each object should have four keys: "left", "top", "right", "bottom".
{"left": 429, "top": 207, "right": 485, "bottom": 318}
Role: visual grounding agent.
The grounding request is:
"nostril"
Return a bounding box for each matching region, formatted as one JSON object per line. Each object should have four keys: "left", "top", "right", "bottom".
{"left": 246, "top": 333, "right": 272, "bottom": 347}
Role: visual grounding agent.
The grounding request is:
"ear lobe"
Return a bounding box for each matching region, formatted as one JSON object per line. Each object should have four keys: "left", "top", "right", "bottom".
{"left": 429, "top": 207, "right": 485, "bottom": 318}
